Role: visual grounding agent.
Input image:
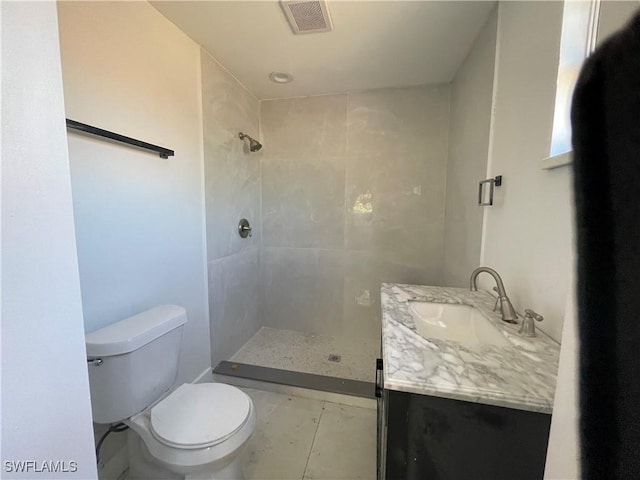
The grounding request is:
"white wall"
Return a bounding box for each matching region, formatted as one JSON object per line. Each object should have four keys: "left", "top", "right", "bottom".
{"left": 597, "top": 0, "right": 640, "bottom": 44}
{"left": 544, "top": 4, "right": 639, "bottom": 478}
{"left": 545, "top": 271, "right": 579, "bottom": 479}
{"left": 442, "top": 7, "right": 498, "bottom": 287}
{"left": 480, "top": 0, "right": 639, "bottom": 343}
{"left": 480, "top": 1, "right": 569, "bottom": 343}
{"left": 57, "top": 1, "right": 210, "bottom": 384}
{"left": 1, "top": 1, "right": 97, "bottom": 477}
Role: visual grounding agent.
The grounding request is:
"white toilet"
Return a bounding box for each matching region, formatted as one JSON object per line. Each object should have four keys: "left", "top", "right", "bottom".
{"left": 85, "top": 305, "right": 255, "bottom": 479}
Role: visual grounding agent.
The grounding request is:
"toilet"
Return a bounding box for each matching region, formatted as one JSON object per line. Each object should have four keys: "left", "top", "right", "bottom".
{"left": 85, "top": 305, "right": 255, "bottom": 479}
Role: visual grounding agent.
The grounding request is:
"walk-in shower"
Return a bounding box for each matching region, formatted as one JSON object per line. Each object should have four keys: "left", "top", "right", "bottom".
{"left": 206, "top": 83, "right": 453, "bottom": 401}
{"left": 195, "top": 1, "right": 472, "bottom": 400}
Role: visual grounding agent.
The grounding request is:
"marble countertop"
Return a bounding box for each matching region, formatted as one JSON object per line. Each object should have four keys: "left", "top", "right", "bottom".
{"left": 381, "top": 283, "right": 560, "bottom": 413}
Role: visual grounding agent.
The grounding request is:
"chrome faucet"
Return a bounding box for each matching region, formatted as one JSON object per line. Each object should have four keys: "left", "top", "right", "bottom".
{"left": 470, "top": 267, "right": 518, "bottom": 324}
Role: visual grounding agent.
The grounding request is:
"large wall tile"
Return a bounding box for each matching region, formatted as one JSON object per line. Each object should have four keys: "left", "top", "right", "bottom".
{"left": 208, "top": 249, "right": 260, "bottom": 366}
{"left": 258, "top": 86, "right": 450, "bottom": 350}
{"left": 201, "top": 49, "right": 261, "bottom": 367}
{"left": 346, "top": 153, "right": 446, "bottom": 266}
{"left": 342, "top": 251, "right": 383, "bottom": 356}
{"left": 261, "top": 95, "right": 348, "bottom": 157}
{"left": 203, "top": 143, "right": 261, "bottom": 260}
{"left": 202, "top": 49, "right": 261, "bottom": 261}
{"left": 345, "top": 86, "right": 450, "bottom": 285}
{"left": 347, "top": 86, "right": 450, "bottom": 158}
{"left": 260, "top": 247, "right": 345, "bottom": 336}
{"left": 201, "top": 49, "right": 259, "bottom": 146}
{"left": 342, "top": 250, "right": 440, "bottom": 345}
{"left": 262, "top": 155, "right": 345, "bottom": 249}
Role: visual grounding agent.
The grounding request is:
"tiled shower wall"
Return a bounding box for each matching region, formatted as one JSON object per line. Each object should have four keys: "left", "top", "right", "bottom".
{"left": 259, "top": 86, "right": 451, "bottom": 352}
{"left": 201, "top": 49, "right": 262, "bottom": 366}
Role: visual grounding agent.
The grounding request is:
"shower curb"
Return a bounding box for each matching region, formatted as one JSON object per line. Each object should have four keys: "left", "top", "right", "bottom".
{"left": 212, "top": 361, "right": 376, "bottom": 408}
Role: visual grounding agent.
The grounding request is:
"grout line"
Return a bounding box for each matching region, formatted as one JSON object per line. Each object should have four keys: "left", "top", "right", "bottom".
{"left": 195, "top": 49, "right": 211, "bottom": 349}
{"left": 258, "top": 97, "right": 264, "bottom": 329}
{"left": 258, "top": 83, "right": 448, "bottom": 102}
{"left": 343, "top": 93, "right": 350, "bottom": 330}
{"left": 440, "top": 82, "right": 453, "bottom": 283}
{"left": 208, "top": 245, "right": 259, "bottom": 264}
{"left": 344, "top": 92, "right": 350, "bottom": 253}
{"left": 260, "top": 246, "right": 346, "bottom": 253}
{"left": 302, "top": 401, "right": 326, "bottom": 480}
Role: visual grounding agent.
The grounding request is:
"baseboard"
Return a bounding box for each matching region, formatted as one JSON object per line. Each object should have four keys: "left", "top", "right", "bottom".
{"left": 98, "top": 443, "right": 128, "bottom": 480}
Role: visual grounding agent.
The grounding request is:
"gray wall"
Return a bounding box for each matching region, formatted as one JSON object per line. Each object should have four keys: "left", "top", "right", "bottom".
{"left": 1, "top": 1, "right": 97, "bottom": 475}
{"left": 201, "top": 49, "right": 262, "bottom": 367}
{"left": 259, "top": 86, "right": 451, "bottom": 352}
{"left": 441, "top": 7, "right": 498, "bottom": 287}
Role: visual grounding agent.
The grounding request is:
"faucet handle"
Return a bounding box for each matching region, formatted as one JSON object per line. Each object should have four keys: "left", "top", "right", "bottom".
{"left": 524, "top": 309, "right": 544, "bottom": 322}
{"left": 519, "top": 309, "right": 543, "bottom": 337}
{"left": 492, "top": 287, "right": 499, "bottom": 312}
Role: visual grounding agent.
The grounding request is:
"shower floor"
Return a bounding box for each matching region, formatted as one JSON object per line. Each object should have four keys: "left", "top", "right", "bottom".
{"left": 230, "top": 327, "right": 377, "bottom": 383}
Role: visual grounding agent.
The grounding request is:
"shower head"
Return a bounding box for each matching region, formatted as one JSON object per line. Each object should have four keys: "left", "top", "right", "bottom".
{"left": 239, "top": 132, "right": 262, "bottom": 152}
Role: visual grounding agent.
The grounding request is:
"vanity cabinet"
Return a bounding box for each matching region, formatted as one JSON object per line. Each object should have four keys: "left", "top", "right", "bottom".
{"left": 376, "top": 359, "right": 551, "bottom": 480}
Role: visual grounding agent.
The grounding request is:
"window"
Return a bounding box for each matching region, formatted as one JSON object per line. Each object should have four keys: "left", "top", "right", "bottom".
{"left": 549, "top": 0, "right": 601, "bottom": 157}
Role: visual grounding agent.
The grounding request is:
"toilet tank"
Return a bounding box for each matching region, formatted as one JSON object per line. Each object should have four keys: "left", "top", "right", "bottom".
{"left": 85, "top": 305, "right": 187, "bottom": 424}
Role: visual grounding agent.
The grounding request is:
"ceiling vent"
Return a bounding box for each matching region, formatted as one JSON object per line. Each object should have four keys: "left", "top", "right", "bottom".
{"left": 280, "top": 0, "right": 333, "bottom": 35}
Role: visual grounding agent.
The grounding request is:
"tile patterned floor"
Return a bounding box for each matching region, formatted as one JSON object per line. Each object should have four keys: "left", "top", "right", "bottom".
{"left": 231, "top": 327, "right": 377, "bottom": 383}
{"left": 239, "top": 387, "right": 376, "bottom": 480}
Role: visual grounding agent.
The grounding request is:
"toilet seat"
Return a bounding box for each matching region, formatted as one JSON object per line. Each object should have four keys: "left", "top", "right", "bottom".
{"left": 150, "top": 383, "right": 252, "bottom": 450}
{"left": 125, "top": 382, "right": 257, "bottom": 472}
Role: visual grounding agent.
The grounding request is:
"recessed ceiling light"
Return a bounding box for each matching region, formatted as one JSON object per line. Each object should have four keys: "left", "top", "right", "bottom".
{"left": 269, "top": 72, "right": 294, "bottom": 84}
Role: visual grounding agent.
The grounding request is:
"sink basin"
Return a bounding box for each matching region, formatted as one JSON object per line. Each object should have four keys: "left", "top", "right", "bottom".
{"left": 408, "top": 301, "right": 510, "bottom": 347}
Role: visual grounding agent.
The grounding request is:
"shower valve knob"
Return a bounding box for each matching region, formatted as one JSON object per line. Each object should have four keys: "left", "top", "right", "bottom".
{"left": 238, "top": 218, "right": 252, "bottom": 238}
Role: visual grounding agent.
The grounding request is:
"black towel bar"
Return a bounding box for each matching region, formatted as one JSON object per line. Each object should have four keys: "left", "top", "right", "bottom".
{"left": 65, "top": 119, "right": 174, "bottom": 159}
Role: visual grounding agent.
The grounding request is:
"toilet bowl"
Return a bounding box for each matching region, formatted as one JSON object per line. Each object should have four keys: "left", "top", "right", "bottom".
{"left": 126, "top": 383, "right": 256, "bottom": 479}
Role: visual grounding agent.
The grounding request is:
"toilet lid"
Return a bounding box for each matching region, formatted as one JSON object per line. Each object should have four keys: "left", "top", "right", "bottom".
{"left": 150, "top": 383, "right": 251, "bottom": 449}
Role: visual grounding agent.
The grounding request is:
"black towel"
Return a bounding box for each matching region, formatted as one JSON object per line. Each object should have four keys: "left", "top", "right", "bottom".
{"left": 572, "top": 9, "right": 640, "bottom": 479}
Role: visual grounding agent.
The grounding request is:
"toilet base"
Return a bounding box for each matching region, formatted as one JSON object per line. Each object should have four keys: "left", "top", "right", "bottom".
{"left": 126, "top": 430, "right": 245, "bottom": 480}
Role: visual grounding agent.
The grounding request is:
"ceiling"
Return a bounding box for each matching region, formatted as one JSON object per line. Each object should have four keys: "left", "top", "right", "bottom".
{"left": 151, "top": 1, "right": 496, "bottom": 99}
